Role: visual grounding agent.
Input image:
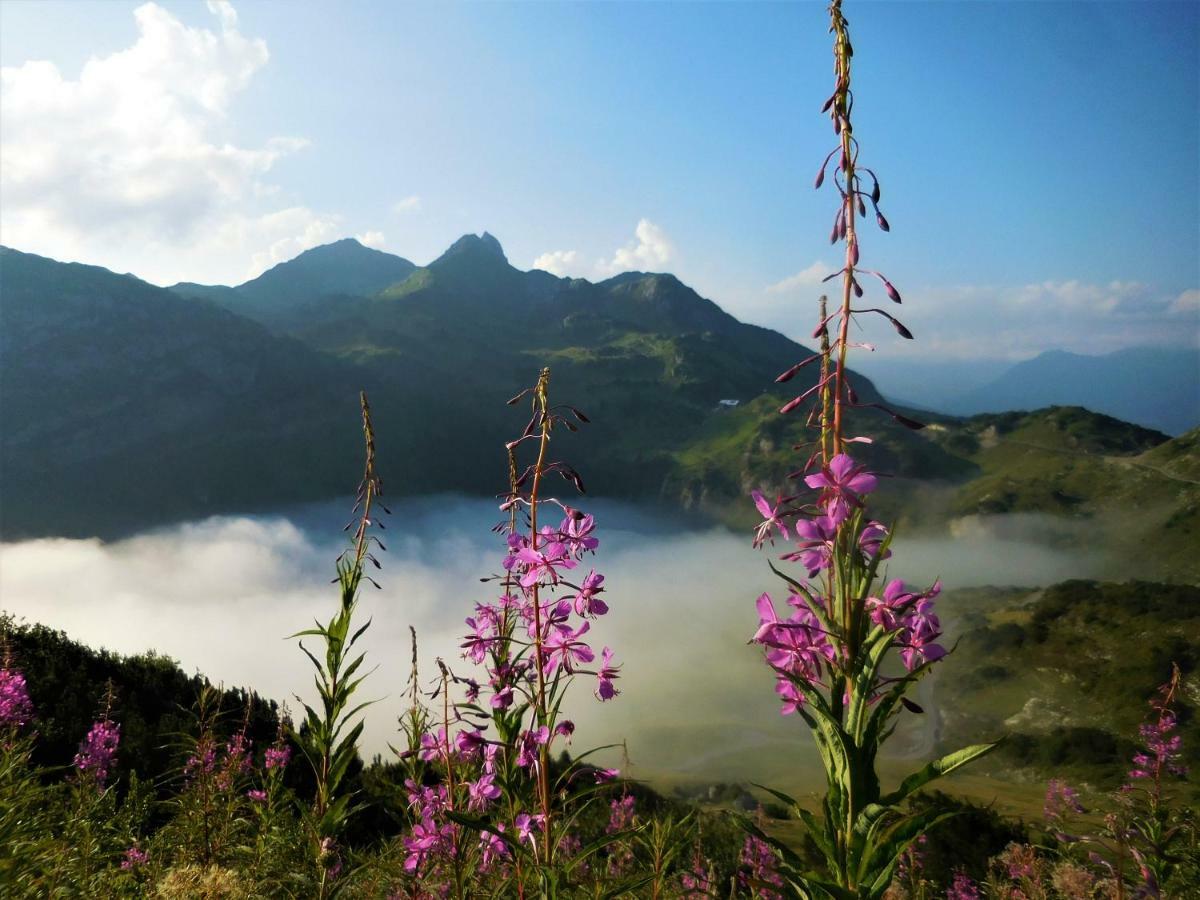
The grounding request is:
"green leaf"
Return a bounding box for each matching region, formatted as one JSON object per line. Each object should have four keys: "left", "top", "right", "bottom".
{"left": 880, "top": 741, "right": 1001, "bottom": 807}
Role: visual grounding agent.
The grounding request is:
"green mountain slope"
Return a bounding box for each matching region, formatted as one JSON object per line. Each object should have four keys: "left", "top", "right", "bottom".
{"left": 0, "top": 247, "right": 366, "bottom": 537}
{"left": 170, "top": 237, "right": 416, "bottom": 330}
{"left": 935, "top": 580, "right": 1200, "bottom": 789}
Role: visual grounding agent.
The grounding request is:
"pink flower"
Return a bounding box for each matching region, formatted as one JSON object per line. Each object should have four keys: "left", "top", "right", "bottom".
{"left": 467, "top": 773, "right": 501, "bottom": 810}
{"left": 74, "top": 718, "right": 120, "bottom": 786}
{"left": 804, "top": 453, "right": 878, "bottom": 522}
{"left": 595, "top": 647, "right": 621, "bottom": 701}
{"left": 120, "top": 846, "right": 148, "bottom": 871}
{"left": 572, "top": 570, "right": 608, "bottom": 617}
{"left": 247, "top": 788, "right": 268, "bottom": 804}
{"left": 751, "top": 491, "right": 791, "bottom": 548}
{"left": 543, "top": 622, "right": 594, "bottom": 675}
{"left": 0, "top": 666, "right": 34, "bottom": 729}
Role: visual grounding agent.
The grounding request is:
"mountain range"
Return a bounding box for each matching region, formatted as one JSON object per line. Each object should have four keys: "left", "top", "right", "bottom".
{"left": 1, "top": 235, "right": 1196, "bottom": 581}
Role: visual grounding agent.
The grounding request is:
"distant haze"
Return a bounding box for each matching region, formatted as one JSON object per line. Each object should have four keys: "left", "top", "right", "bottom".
{"left": 0, "top": 496, "right": 1105, "bottom": 786}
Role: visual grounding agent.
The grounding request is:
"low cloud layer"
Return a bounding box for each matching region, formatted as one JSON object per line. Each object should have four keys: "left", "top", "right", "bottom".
{"left": 0, "top": 497, "right": 1102, "bottom": 784}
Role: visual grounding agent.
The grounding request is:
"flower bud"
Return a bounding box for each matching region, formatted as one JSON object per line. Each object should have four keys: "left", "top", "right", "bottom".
{"left": 876, "top": 212, "right": 890, "bottom": 232}
{"left": 883, "top": 279, "right": 902, "bottom": 304}
{"left": 849, "top": 238, "right": 859, "bottom": 266}
{"left": 814, "top": 166, "right": 825, "bottom": 189}
{"left": 871, "top": 181, "right": 881, "bottom": 204}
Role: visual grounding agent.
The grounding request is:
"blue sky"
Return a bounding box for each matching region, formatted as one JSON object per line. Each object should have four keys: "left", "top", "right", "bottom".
{"left": 1, "top": 0, "right": 1197, "bottom": 362}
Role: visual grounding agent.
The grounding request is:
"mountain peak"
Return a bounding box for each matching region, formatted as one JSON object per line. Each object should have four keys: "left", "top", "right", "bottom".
{"left": 433, "top": 232, "right": 509, "bottom": 268}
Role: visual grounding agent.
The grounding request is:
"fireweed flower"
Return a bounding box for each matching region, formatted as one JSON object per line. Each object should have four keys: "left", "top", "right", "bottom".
{"left": 783, "top": 513, "right": 840, "bottom": 577}
{"left": 120, "top": 847, "right": 149, "bottom": 871}
{"left": 946, "top": 872, "right": 980, "bottom": 900}
{"left": 803, "top": 452, "right": 878, "bottom": 523}
{"left": 742, "top": 3, "right": 1000, "bottom": 890}
{"left": 752, "top": 490, "right": 791, "bottom": 548}
{"left": 264, "top": 744, "right": 291, "bottom": 771}
{"left": 595, "top": 646, "right": 621, "bottom": 701}
{"left": 74, "top": 718, "right": 120, "bottom": 786}
{"left": 0, "top": 665, "right": 34, "bottom": 729}
{"left": 572, "top": 569, "right": 608, "bottom": 617}
{"left": 247, "top": 788, "right": 268, "bottom": 804}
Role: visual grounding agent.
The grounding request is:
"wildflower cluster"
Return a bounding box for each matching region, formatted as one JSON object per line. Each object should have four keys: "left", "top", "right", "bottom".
{"left": 74, "top": 717, "right": 120, "bottom": 787}
{"left": 0, "top": 654, "right": 34, "bottom": 730}
{"left": 394, "top": 368, "right": 632, "bottom": 897}
{"left": 1038, "top": 665, "right": 1196, "bottom": 897}
{"left": 740, "top": 2, "right": 996, "bottom": 896}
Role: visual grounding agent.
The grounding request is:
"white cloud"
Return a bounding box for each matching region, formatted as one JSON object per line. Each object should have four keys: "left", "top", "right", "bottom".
{"left": 531, "top": 249, "right": 579, "bottom": 277}
{"left": 355, "top": 230, "right": 387, "bottom": 249}
{"left": 765, "top": 260, "right": 837, "bottom": 294}
{"left": 596, "top": 219, "right": 673, "bottom": 276}
{"left": 0, "top": 2, "right": 346, "bottom": 286}
{"left": 1169, "top": 288, "right": 1200, "bottom": 316}
{"left": 392, "top": 195, "right": 422, "bottom": 214}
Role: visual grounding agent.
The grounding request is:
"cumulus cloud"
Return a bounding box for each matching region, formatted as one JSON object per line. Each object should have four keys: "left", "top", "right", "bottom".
{"left": 1169, "top": 288, "right": 1200, "bottom": 316}
{"left": 355, "top": 230, "right": 387, "bottom": 249}
{"left": 0, "top": 2, "right": 346, "bottom": 286}
{"left": 597, "top": 219, "right": 673, "bottom": 276}
{"left": 392, "top": 195, "right": 423, "bottom": 214}
{"left": 765, "top": 260, "right": 837, "bottom": 294}
{"left": 531, "top": 249, "right": 580, "bottom": 277}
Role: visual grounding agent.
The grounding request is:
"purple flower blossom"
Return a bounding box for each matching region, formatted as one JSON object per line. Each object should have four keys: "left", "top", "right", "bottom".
{"left": 593, "top": 767, "right": 620, "bottom": 783}
{"left": 560, "top": 512, "right": 599, "bottom": 556}
{"left": 403, "top": 818, "right": 444, "bottom": 874}
{"left": 804, "top": 453, "right": 878, "bottom": 522}
{"left": 516, "top": 726, "right": 550, "bottom": 768}
{"left": 751, "top": 490, "right": 791, "bottom": 548}
{"left": 783, "top": 514, "right": 839, "bottom": 577}
{"left": 264, "top": 744, "right": 291, "bottom": 771}
{"left": 0, "top": 666, "right": 34, "bottom": 729}
{"left": 946, "top": 872, "right": 979, "bottom": 900}
{"left": 543, "top": 622, "right": 594, "bottom": 674}
{"left": 753, "top": 592, "right": 834, "bottom": 688}
{"left": 595, "top": 646, "right": 621, "bottom": 701}
{"left": 738, "top": 834, "right": 783, "bottom": 899}
{"left": 120, "top": 847, "right": 148, "bottom": 871}
{"left": 514, "top": 542, "right": 577, "bottom": 588}
{"left": 467, "top": 773, "right": 501, "bottom": 811}
{"left": 479, "top": 825, "right": 510, "bottom": 871}
{"left": 74, "top": 718, "right": 120, "bottom": 786}
{"left": 514, "top": 812, "right": 545, "bottom": 845}
{"left": 247, "top": 788, "right": 268, "bottom": 804}
{"left": 1044, "top": 778, "right": 1084, "bottom": 821}
{"left": 572, "top": 569, "right": 608, "bottom": 617}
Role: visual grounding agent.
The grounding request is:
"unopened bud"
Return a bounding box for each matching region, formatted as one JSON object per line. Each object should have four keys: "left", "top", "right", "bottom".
{"left": 814, "top": 166, "right": 825, "bottom": 189}
{"left": 883, "top": 279, "right": 902, "bottom": 304}
{"left": 876, "top": 212, "right": 890, "bottom": 232}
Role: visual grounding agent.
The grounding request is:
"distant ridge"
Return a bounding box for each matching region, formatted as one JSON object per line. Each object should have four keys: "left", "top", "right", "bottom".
{"left": 944, "top": 347, "right": 1200, "bottom": 436}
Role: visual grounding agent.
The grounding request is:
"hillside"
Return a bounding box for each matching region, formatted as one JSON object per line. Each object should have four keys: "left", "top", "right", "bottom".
{"left": 0, "top": 247, "right": 366, "bottom": 537}
{"left": 934, "top": 580, "right": 1200, "bottom": 790}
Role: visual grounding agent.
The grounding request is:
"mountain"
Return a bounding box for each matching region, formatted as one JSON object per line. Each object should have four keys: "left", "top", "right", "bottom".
{"left": 170, "top": 238, "right": 416, "bottom": 329}
{"left": 3, "top": 237, "right": 1194, "bottom": 574}
{"left": 941, "top": 347, "right": 1200, "bottom": 436}
{"left": 0, "top": 247, "right": 367, "bottom": 537}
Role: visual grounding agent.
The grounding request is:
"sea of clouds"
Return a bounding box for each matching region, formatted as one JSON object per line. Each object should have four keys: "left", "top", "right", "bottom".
{"left": 0, "top": 496, "right": 1102, "bottom": 785}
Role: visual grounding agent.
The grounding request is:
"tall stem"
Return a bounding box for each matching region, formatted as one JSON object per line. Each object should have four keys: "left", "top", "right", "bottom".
{"left": 830, "top": 0, "right": 855, "bottom": 458}
{"left": 526, "top": 368, "right": 554, "bottom": 863}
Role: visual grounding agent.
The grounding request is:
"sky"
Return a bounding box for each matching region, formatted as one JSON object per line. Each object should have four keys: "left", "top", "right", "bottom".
{"left": 1, "top": 0, "right": 1197, "bottom": 363}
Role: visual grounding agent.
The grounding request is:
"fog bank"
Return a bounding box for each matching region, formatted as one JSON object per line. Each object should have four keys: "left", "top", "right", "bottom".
{"left": 0, "top": 496, "right": 1103, "bottom": 785}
